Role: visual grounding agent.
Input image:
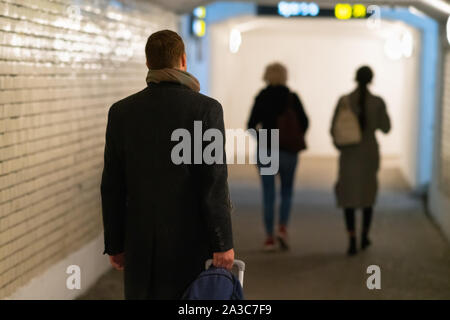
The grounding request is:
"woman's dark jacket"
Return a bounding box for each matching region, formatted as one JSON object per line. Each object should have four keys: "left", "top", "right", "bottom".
{"left": 100, "top": 82, "right": 233, "bottom": 299}
{"left": 247, "top": 85, "right": 309, "bottom": 151}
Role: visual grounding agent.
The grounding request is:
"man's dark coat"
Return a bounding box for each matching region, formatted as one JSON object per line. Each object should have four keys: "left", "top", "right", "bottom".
{"left": 100, "top": 81, "right": 233, "bottom": 299}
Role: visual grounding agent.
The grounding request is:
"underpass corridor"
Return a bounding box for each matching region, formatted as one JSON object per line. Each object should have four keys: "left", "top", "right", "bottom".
{"left": 2, "top": 0, "right": 450, "bottom": 301}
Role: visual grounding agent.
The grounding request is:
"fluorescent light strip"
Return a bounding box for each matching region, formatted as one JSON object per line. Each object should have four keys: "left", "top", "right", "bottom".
{"left": 447, "top": 16, "right": 450, "bottom": 44}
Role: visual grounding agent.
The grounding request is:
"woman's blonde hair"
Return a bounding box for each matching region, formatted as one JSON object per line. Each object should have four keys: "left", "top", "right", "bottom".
{"left": 263, "top": 62, "right": 287, "bottom": 86}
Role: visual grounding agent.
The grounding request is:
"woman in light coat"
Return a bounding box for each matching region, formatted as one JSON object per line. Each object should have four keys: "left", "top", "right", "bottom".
{"left": 331, "top": 66, "right": 391, "bottom": 256}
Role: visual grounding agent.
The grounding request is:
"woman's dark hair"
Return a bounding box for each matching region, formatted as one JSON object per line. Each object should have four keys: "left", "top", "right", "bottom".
{"left": 355, "top": 66, "right": 373, "bottom": 130}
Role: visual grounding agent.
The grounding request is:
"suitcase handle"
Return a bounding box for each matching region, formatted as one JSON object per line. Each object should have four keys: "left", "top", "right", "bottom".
{"left": 205, "top": 259, "right": 245, "bottom": 288}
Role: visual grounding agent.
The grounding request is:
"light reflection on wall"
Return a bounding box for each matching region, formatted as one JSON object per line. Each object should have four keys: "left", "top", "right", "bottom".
{"left": 0, "top": 0, "right": 171, "bottom": 67}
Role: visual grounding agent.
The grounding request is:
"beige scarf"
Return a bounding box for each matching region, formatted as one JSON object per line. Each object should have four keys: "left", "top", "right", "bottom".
{"left": 146, "top": 68, "right": 200, "bottom": 92}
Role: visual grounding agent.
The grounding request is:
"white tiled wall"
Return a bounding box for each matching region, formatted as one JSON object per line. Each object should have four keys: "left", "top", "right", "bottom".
{"left": 0, "top": 0, "right": 177, "bottom": 298}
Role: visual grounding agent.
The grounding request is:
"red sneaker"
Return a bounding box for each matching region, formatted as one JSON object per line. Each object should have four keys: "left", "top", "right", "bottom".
{"left": 263, "top": 237, "right": 276, "bottom": 252}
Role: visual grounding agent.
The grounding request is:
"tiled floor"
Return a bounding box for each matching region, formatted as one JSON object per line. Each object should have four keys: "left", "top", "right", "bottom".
{"left": 79, "top": 157, "right": 450, "bottom": 300}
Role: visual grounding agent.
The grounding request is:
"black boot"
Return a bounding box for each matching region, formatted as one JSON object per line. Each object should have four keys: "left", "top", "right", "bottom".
{"left": 361, "top": 208, "right": 373, "bottom": 250}
{"left": 361, "top": 233, "right": 371, "bottom": 250}
{"left": 347, "top": 236, "right": 357, "bottom": 256}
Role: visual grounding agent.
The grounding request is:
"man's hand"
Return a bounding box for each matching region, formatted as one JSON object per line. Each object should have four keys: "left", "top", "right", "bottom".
{"left": 213, "top": 248, "right": 234, "bottom": 270}
{"left": 109, "top": 252, "right": 125, "bottom": 271}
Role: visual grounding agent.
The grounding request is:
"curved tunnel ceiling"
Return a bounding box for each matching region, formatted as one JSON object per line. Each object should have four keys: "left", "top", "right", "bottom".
{"left": 148, "top": 0, "right": 450, "bottom": 20}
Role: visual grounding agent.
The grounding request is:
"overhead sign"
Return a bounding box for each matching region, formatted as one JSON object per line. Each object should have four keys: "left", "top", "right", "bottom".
{"left": 192, "top": 19, "right": 206, "bottom": 37}
{"left": 278, "top": 1, "right": 320, "bottom": 17}
{"left": 191, "top": 6, "right": 206, "bottom": 37}
{"left": 193, "top": 6, "right": 206, "bottom": 19}
{"left": 258, "top": 3, "right": 372, "bottom": 19}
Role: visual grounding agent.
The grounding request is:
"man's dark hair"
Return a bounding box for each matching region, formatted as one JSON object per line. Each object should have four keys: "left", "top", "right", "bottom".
{"left": 145, "top": 30, "right": 185, "bottom": 70}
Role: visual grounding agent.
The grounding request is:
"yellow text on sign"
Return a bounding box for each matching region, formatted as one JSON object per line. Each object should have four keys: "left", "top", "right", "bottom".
{"left": 335, "top": 3, "right": 366, "bottom": 20}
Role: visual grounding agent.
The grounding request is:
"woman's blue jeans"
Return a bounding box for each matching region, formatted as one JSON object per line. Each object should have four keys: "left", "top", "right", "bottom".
{"left": 258, "top": 150, "right": 298, "bottom": 236}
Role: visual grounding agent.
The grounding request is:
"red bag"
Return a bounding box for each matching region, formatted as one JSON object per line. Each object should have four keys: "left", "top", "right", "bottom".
{"left": 276, "top": 93, "right": 307, "bottom": 153}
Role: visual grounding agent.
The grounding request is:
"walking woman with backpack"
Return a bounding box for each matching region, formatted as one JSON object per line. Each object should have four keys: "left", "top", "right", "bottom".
{"left": 331, "top": 66, "right": 391, "bottom": 256}
{"left": 248, "top": 62, "right": 309, "bottom": 251}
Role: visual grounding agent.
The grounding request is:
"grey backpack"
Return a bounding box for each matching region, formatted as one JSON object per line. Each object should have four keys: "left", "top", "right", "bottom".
{"left": 332, "top": 95, "right": 362, "bottom": 146}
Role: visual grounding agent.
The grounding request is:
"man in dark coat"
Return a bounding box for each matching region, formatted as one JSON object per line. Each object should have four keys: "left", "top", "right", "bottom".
{"left": 100, "top": 30, "right": 234, "bottom": 299}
